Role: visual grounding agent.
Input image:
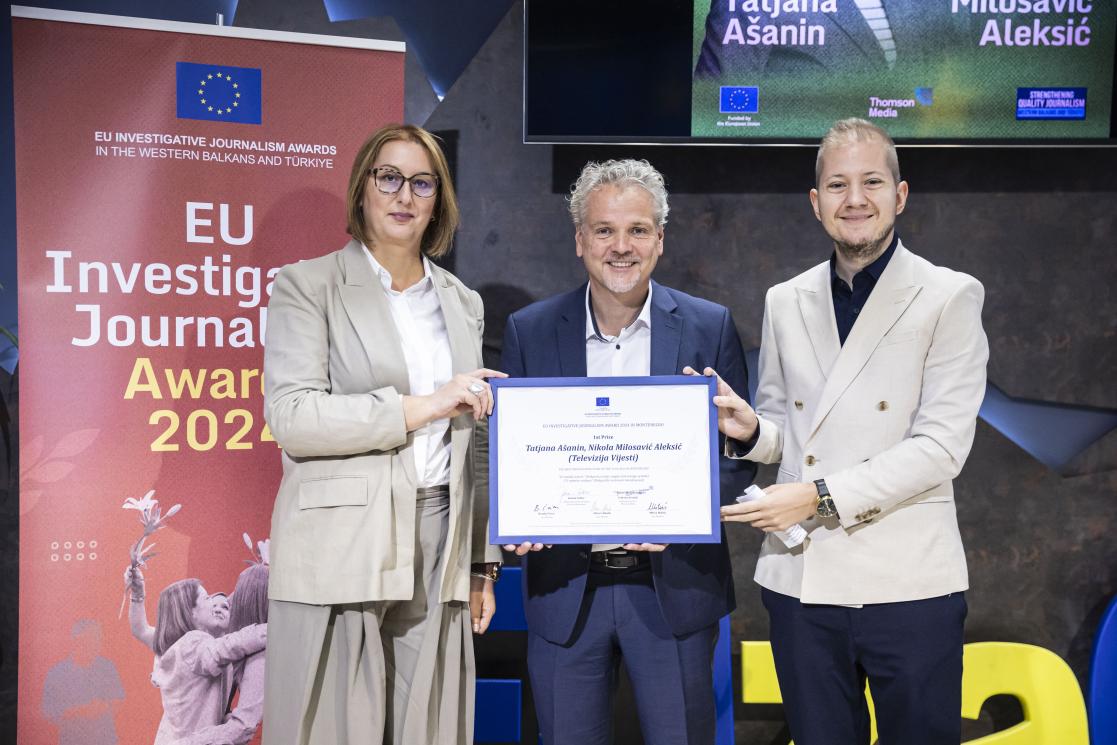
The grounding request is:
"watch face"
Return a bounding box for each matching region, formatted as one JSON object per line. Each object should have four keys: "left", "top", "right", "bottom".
{"left": 816, "top": 496, "right": 838, "bottom": 518}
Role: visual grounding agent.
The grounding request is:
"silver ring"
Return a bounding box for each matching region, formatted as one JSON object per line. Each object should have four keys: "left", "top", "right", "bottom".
{"left": 468, "top": 382, "right": 485, "bottom": 395}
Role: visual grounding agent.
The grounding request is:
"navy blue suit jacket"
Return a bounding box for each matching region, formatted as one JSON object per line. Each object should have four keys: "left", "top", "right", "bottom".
{"left": 500, "top": 281, "right": 757, "bottom": 644}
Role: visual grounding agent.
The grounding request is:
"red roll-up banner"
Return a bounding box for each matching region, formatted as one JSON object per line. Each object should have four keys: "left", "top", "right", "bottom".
{"left": 12, "top": 8, "right": 403, "bottom": 743}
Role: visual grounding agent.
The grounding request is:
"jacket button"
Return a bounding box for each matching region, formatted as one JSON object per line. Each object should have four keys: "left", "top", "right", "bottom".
{"left": 805, "top": 455, "right": 816, "bottom": 466}
{"left": 794, "top": 400, "right": 804, "bottom": 410}
{"left": 877, "top": 401, "right": 889, "bottom": 411}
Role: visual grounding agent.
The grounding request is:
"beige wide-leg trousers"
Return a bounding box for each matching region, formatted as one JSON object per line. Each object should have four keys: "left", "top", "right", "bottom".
{"left": 262, "top": 489, "right": 474, "bottom": 745}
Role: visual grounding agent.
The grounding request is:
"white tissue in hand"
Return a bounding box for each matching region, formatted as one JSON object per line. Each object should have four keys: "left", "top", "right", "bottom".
{"left": 736, "top": 485, "right": 807, "bottom": 548}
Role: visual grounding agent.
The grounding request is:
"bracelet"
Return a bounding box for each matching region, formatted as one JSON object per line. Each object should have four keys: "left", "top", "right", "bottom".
{"left": 130, "top": 594, "right": 145, "bottom": 603}
{"left": 469, "top": 562, "right": 501, "bottom": 582}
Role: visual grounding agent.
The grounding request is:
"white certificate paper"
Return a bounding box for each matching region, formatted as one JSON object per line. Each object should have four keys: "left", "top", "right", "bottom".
{"left": 489, "top": 376, "right": 720, "bottom": 544}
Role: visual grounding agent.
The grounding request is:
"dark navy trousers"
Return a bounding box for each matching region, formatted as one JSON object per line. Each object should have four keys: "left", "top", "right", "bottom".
{"left": 763, "top": 587, "right": 967, "bottom": 745}
{"left": 528, "top": 566, "right": 717, "bottom": 745}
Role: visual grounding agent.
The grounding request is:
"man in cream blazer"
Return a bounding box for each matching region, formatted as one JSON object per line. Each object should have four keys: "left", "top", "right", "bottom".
{"left": 713, "top": 120, "right": 988, "bottom": 745}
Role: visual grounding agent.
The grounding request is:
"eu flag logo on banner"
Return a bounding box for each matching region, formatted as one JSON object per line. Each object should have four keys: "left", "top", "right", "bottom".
{"left": 596, "top": 397, "right": 610, "bottom": 407}
{"left": 720, "top": 86, "right": 759, "bottom": 114}
{"left": 176, "top": 62, "right": 262, "bottom": 124}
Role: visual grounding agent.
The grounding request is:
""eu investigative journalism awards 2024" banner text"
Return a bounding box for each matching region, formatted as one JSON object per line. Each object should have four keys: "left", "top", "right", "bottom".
{"left": 13, "top": 9, "right": 402, "bottom": 743}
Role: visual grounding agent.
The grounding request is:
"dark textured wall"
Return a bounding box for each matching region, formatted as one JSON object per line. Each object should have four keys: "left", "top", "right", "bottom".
{"left": 3, "top": 1, "right": 1116, "bottom": 743}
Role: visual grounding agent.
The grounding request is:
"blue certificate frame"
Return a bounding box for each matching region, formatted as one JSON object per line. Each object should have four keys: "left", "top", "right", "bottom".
{"left": 488, "top": 375, "right": 721, "bottom": 544}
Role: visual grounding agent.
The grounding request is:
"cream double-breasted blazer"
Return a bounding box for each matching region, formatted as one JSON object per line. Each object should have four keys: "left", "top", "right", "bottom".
{"left": 263, "top": 240, "right": 500, "bottom": 606}
{"left": 740, "top": 242, "right": 988, "bottom": 605}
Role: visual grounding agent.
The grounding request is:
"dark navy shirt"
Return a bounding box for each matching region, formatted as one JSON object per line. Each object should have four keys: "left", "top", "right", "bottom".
{"left": 830, "top": 233, "right": 899, "bottom": 346}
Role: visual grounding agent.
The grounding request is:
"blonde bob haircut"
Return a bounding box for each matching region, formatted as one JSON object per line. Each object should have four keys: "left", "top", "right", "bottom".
{"left": 345, "top": 124, "right": 460, "bottom": 259}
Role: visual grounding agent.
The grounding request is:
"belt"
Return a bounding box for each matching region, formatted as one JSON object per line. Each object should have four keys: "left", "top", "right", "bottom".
{"left": 589, "top": 549, "right": 649, "bottom": 570}
{"left": 415, "top": 484, "right": 450, "bottom": 501}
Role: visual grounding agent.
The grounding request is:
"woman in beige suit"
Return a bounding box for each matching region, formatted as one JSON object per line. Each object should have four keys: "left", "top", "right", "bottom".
{"left": 261, "top": 124, "right": 505, "bottom": 745}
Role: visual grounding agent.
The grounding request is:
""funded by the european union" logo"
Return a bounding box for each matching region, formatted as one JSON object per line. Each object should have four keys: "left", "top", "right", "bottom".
{"left": 176, "top": 62, "right": 262, "bottom": 124}
{"left": 596, "top": 397, "right": 610, "bottom": 407}
{"left": 720, "top": 86, "right": 759, "bottom": 114}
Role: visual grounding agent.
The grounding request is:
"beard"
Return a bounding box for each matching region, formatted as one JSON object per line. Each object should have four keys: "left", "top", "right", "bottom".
{"left": 601, "top": 273, "right": 641, "bottom": 296}
{"left": 599, "top": 255, "right": 643, "bottom": 295}
{"left": 832, "top": 220, "right": 894, "bottom": 264}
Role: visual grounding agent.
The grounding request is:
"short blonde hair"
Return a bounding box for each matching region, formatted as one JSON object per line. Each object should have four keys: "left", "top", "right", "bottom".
{"left": 816, "top": 118, "right": 900, "bottom": 185}
{"left": 345, "top": 124, "right": 460, "bottom": 259}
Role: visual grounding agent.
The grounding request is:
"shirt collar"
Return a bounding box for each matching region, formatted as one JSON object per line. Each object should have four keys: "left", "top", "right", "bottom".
{"left": 585, "top": 284, "right": 654, "bottom": 342}
{"left": 363, "top": 244, "right": 433, "bottom": 294}
{"left": 829, "top": 231, "right": 899, "bottom": 288}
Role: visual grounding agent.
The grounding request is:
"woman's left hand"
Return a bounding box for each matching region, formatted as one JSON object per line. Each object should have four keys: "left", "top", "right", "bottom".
{"left": 469, "top": 575, "right": 496, "bottom": 634}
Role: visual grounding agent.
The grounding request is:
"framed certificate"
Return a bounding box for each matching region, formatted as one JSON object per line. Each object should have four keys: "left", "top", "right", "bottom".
{"left": 488, "top": 375, "right": 720, "bottom": 544}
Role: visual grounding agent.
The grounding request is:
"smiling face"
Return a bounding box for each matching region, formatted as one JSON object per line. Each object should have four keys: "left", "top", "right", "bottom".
{"left": 189, "top": 584, "right": 225, "bottom": 636}
{"left": 209, "top": 593, "right": 230, "bottom": 632}
{"left": 810, "top": 136, "right": 908, "bottom": 263}
{"left": 575, "top": 184, "right": 664, "bottom": 301}
{"left": 360, "top": 138, "right": 437, "bottom": 252}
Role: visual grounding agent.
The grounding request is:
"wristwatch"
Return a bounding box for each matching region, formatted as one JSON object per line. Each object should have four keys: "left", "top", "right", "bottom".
{"left": 470, "top": 562, "right": 501, "bottom": 582}
{"left": 814, "top": 479, "right": 838, "bottom": 518}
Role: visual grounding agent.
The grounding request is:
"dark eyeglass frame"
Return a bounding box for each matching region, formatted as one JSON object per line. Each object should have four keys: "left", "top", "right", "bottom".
{"left": 368, "top": 166, "right": 439, "bottom": 199}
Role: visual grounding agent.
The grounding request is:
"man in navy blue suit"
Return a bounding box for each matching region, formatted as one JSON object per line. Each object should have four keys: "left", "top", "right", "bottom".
{"left": 500, "top": 159, "right": 756, "bottom": 745}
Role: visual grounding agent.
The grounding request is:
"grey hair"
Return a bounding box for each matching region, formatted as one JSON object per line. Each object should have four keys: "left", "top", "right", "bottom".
{"left": 568, "top": 159, "right": 669, "bottom": 229}
{"left": 815, "top": 118, "right": 901, "bottom": 185}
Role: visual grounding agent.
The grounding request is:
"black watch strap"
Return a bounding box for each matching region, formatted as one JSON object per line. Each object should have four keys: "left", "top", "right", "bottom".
{"left": 814, "top": 479, "right": 838, "bottom": 518}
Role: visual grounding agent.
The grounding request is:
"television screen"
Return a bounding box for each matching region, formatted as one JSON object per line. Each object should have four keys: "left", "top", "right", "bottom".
{"left": 525, "top": 0, "right": 1117, "bottom": 144}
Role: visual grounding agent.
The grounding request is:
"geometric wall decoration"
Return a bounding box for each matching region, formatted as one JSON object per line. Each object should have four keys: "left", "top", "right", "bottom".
{"left": 321, "top": 0, "right": 515, "bottom": 99}
{"left": 744, "top": 351, "right": 1117, "bottom": 474}
{"left": 978, "top": 382, "right": 1117, "bottom": 473}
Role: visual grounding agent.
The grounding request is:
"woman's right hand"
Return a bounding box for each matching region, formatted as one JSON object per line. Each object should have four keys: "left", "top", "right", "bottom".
{"left": 405, "top": 368, "right": 508, "bottom": 429}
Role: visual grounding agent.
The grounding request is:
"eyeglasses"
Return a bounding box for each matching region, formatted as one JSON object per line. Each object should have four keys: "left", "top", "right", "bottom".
{"left": 369, "top": 167, "right": 438, "bottom": 199}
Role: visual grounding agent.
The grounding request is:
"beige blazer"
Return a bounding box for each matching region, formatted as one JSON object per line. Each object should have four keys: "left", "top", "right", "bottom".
{"left": 740, "top": 242, "right": 988, "bottom": 605}
{"left": 263, "top": 240, "right": 501, "bottom": 606}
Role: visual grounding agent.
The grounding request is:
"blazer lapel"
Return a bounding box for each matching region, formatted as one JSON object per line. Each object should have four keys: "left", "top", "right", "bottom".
{"left": 337, "top": 240, "right": 411, "bottom": 394}
{"left": 826, "top": 2, "right": 889, "bottom": 66}
{"left": 796, "top": 265, "right": 841, "bottom": 379}
{"left": 431, "top": 267, "right": 475, "bottom": 377}
{"left": 808, "top": 243, "right": 922, "bottom": 437}
{"left": 431, "top": 265, "right": 477, "bottom": 494}
{"left": 556, "top": 286, "right": 588, "bottom": 377}
{"left": 337, "top": 240, "right": 416, "bottom": 486}
{"left": 649, "top": 281, "right": 681, "bottom": 376}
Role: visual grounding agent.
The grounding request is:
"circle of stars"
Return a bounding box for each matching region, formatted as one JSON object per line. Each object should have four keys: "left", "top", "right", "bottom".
{"left": 196, "top": 70, "right": 242, "bottom": 116}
